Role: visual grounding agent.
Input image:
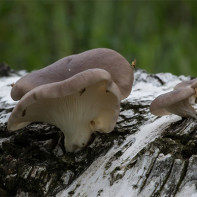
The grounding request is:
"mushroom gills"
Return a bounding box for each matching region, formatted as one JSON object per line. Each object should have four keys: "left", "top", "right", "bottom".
{"left": 166, "top": 97, "right": 197, "bottom": 119}
{"left": 11, "top": 81, "right": 119, "bottom": 152}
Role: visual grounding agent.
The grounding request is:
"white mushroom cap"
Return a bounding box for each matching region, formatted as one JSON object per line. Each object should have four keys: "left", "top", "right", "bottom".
{"left": 150, "top": 79, "right": 197, "bottom": 118}
{"left": 8, "top": 49, "right": 134, "bottom": 152}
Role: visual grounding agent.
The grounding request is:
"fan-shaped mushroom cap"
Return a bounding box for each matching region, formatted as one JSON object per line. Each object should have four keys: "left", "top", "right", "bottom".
{"left": 11, "top": 48, "right": 134, "bottom": 101}
{"left": 8, "top": 48, "right": 134, "bottom": 152}
{"left": 150, "top": 79, "right": 197, "bottom": 118}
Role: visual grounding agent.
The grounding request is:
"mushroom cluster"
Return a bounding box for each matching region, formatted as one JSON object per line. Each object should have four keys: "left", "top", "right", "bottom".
{"left": 150, "top": 79, "right": 197, "bottom": 119}
{"left": 8, "top": 48, "right": 134, "bottom": 152}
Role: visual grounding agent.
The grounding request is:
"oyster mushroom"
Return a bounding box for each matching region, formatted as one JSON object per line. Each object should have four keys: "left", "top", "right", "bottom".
{"left": 150, "top": 79, "right": 197, "bottom": 119}
{"left": 8, "top": 48, "right": 134, "bottom": 152}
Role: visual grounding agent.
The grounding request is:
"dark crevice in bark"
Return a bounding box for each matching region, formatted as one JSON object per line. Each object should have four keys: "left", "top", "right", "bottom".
{"left": 151, "top": 159, "right": 175, "bottom": 197}
{"left": 173, "top": 160, "right": 189, "bottom": 196}
{"left": 138, "top": 149, "right": 160, "bottom": 193}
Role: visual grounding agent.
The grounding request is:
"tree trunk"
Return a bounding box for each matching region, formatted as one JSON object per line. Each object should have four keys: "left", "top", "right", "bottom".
{"left": 0, "top": 64, "right": 196, "bottom": 197}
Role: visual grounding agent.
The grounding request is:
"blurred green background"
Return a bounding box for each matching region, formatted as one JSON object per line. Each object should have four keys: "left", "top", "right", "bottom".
{"left": 0, "top": 0, "right": 197, "bottom": 76}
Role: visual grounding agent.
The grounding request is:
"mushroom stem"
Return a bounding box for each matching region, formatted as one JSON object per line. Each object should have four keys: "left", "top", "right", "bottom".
{"left": 60, "top": 123, "right": 92, "bottom": 152}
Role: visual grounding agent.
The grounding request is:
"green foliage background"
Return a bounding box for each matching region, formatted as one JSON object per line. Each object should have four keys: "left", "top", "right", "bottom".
{"left": 0, "top": 0, "right": 197, "bottom": 76}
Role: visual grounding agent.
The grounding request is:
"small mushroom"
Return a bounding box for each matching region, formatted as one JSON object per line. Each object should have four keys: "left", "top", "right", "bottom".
{"left": 8, "top": 48, "right": 134, "bottom": 152}
{"left": 150, "top": 78, "right": 197, "bottom": 119}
